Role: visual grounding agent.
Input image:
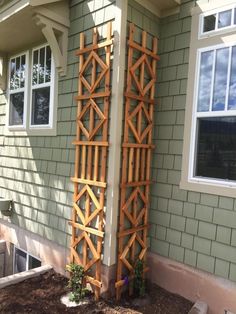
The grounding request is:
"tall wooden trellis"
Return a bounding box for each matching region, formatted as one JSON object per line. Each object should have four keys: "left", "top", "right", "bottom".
{"left": 116, "top": 23, "right": 159, "bottom": 299}
{"left": 70, "top": 22, "right": 113, "bottom": 300}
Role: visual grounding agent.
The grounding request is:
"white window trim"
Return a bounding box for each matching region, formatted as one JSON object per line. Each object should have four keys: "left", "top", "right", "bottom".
{"left": 13, "top": 245, "right": 41, "bottom": 274}
{"left": 5, "top": 44, "right": 58, "bottom": 137}
{"left": 180, "top": 0, "right": 236, "bottom": 198}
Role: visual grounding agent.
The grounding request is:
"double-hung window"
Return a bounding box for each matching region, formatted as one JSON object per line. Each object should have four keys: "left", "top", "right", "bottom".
{"left": 7, "top": 44, "right": 57, "bottom": 135}
{"left": 181, "top": 0, "right": 236, "bottom": 197}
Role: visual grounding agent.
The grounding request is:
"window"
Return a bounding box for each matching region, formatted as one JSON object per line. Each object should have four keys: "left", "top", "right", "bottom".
{"left": 192, "top": 43, "right": 236, "bottom": 185}
{"left": 7, "top": 44, "right": 57, "bottom": 135}
{"left": 200, "top": 5, "right": 236, "bottom": 37}
{"left": 181, "top": 0, "right": 236, "bottom": 197}
{"left": 14, "top": 247, "right": 41, "bottom": 274}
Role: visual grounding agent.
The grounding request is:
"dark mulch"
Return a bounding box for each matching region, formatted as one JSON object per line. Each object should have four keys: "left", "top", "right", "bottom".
{"left": 0, "top": 270, "right": 193, "bottom": 314}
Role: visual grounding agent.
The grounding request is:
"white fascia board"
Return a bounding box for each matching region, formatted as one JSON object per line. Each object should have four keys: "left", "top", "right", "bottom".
{"left": 0, "top": 0, "right": 29, "bottom": 23}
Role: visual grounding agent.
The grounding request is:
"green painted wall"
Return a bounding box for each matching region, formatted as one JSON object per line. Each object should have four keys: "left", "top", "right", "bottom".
{"left": 150, "top": 0, "right": 236, "bottom": 282}
{"left": 0, "top": 0, "right": 115, "bottom": 249}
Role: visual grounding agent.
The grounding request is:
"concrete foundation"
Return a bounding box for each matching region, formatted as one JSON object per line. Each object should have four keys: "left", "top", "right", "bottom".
{"left": 148, "top": 253, "right": 236, "bottom": 314}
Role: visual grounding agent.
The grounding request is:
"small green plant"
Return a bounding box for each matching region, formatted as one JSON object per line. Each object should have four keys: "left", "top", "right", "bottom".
{"left": 66, "top": 263, "right": 88, "bottom": 303}
{"left": 133, "top": 259, "right": 145, "bottom": 297}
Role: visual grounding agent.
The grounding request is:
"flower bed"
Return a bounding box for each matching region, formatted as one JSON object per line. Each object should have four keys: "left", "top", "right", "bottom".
{"left": 0, "top": 269, "right": 193, "bottom": 313}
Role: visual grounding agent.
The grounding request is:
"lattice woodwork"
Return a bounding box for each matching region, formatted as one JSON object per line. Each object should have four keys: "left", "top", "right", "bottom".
{"left": 115, "top": 23, "right": 159, "bottom": 299}
{"left": 70, "top": 22, "right": 113, "bottom": 300}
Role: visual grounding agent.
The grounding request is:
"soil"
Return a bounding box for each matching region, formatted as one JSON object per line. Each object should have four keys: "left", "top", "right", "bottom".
{"left": 0, "top": 270, "right": 193, "bottom": 314}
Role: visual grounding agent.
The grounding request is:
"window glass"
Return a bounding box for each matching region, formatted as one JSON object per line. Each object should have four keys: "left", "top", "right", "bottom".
{"left": 197, "top": 51, "right": 214, "bottom": 112}
{"left": 228, "top": 46, "right": 236, "bottom": 110}
{"left": 203, "top": 14, "right": 216, "bottom": 32}
{"left": 212, "top": 48, "right": 229, "bottom": 111}
{"left": 218, "top": 10, "right": 231, "bottom": 28}
{"left": 28, "top": 255, "right": 41, "bottom": 270}
{"left": 32, "top": 50, "right": 38, "bottom": 86}
{"left": 9, "top": 93, "right": 24, "bottom": 125}
{"left": 45, "top": 46, "right": 51, "bottom": 83}
{"left": 9, "top": 53, "right": 26, "bottom": 126}
{"left": 14, "top": 248, "right": 26, "bottom": 273}
{"left": 31, "top": 87, "right": 50, "bottom": 125}
{"left": 196, "top": 117, "right": 236, "bottom": 181}
{"left": 31, "top": 45, "right": 52, "bottom": 126}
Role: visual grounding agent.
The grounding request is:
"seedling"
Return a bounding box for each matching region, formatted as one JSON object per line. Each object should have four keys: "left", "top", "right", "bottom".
{"left": 66, "top": 263, "right": 89, "bottom": 303}
{"left": 133, "top": 259, "right": 145, "bottom": 297}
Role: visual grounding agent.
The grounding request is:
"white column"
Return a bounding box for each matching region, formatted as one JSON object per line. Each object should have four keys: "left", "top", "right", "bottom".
{"left": 103, "top": 0, "right": 128, "bottom": 266}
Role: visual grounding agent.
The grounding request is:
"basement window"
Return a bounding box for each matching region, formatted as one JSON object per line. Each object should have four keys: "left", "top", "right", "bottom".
{"left": 14, "top": 247, "right": 41, "bottom": 274}
{"left": 7, "top": 44, "right": 57, "bottom": 136}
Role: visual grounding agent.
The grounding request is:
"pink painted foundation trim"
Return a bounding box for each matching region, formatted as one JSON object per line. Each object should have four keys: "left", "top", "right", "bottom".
{"left": 148, "top": 252, "right": 236, "bottom": 314}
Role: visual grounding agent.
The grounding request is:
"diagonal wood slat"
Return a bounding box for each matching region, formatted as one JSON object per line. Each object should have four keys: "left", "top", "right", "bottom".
{"left": 116, "top": 23, "right": 159, "bottom": 300}
{"left": 70, "top": 22, "right": 113, "bottom": 300}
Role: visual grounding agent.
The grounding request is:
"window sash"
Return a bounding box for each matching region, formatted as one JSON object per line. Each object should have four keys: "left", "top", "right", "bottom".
{"left": 13, "top": 246, "right": 41, "bottom": 274}
{"left": 190, "top": 41, "right": 236, "bottom": 184}
{"left": 196, "top": 42, "right": 236, "bottom": 116}
{"left": 8, "top": 52, "right": 28, "bottom": 128}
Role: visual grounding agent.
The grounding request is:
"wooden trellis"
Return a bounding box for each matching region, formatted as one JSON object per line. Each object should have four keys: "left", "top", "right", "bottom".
{"left": 70, "top": 22, "right": 113, "bottom": 300}
{"left": 115, "top": 23, "right": 159, "bottom": 299}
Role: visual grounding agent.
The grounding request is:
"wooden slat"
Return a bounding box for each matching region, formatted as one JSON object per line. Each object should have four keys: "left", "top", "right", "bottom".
{"left": 71, "top": 177, "right": 106, "bottom": 188}
{"left": 118, "top": 224, "right": 149, "bottom": 237}
{"left": 69, "top": 221, "right": 104, "bottom": 237}
{"left": 120, "top": 180, "right": 152, "bottom": 188}
{"left": 122, "top": 143, "right": 154, "bottom": 149}
{"left": 128, "top": 39, "right": 160, "bottom": 60}
{"left": 124, "top": 92, "right": 155, "bottom": 104}
{"left": 72, "top": 140, "right": 108, "bottom": 147}
{"left": 75, "top": 91, "right": 110, "bottom": 100}
{"left": 76, "top": 39, "right": 113, "bottom": 55}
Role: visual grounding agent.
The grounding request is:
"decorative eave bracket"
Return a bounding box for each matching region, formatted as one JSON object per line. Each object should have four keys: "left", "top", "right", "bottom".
{"left": 33, "top": 9, "right": 69, "bottom": 76}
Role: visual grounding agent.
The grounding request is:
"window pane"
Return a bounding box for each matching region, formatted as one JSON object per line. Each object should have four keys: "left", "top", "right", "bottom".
{"left": 196, "top": 117, "right": 236, "bottom": 181}
{"left": 9, "top": 92, "right": 24, "bottom": 125}
{"left": 212, "top": 48, "right": 229, "bottom": 111}
{"left": 218, "top": 10, "right": 232, "bottom": 29}
{"left": 20, "top": 55, "right": 26, "bottom": 88}
{"left": 28, "top": 255, "right": 41, "bottom": 270}
{"left": 10, "top": 55, "right": 26, "bottom": 90}
{"left": 203, "top": 14, "right": 216, "bottom": 32}
{"left": 45, "top": 46, "right": 51, "bottom": 83}
{"left": 228, "top": 46, "right": 236, "bottom": 110}
{"left": 197, "top": 51, "right": 214, "bottom": 112}
{"left": 14, "top": 248, "right": 26, "bottom": 273}
{"left": 32, "top": 50, "right": 38, "bottom": 85}
{"left": 31, "top": 87, "right": 50, "bottom": 125}
{"left": 15, "top": 57, "right": 21, "bottom": 89}
{"left": 39, "top": 47, "right": 45, "bottom": 84}
{"left": 10, "top": 58, "right": 16, "bottom": 90}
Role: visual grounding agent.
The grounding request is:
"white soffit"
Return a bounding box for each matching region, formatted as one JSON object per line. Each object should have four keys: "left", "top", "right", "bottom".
{"left": 135, "top": 0, "right": 181, "bottom": 17}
